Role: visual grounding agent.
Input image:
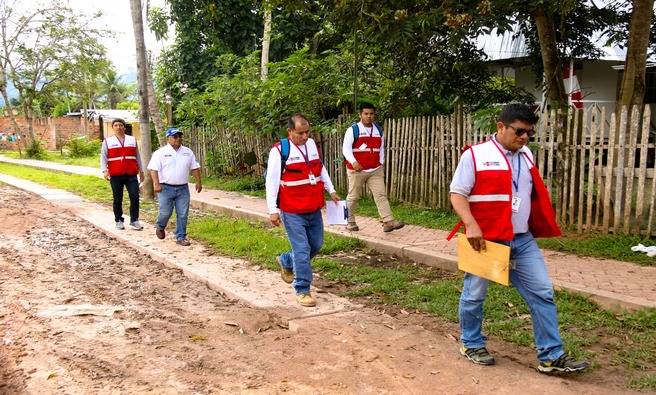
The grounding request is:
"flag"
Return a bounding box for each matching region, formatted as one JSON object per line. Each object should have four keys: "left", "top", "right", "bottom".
{"left": 563, "top": 63, "right": 583, "bottom": 109}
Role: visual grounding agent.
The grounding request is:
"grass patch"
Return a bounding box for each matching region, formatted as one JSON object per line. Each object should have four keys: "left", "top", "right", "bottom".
{"left": 629, "top": 374, "right": 656, "bottom": 390}
{"left": 2, "top": 150, "right": 100, "bottom": 168}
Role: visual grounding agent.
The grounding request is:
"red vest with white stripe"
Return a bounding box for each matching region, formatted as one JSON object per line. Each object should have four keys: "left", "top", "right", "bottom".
{"left": 347, "top": 124, "right": 383, "bottom": 170}
{"left": 278, "top": 138, "right": 326, "bottom": 214}
{"left": 105, "top": 135, "right": 139, "bottom": 176}
{"left": 467, "top": 139, "right": 560, "bottom": 241}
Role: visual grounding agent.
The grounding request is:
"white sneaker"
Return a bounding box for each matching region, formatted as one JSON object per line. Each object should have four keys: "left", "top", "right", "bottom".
{"left": 115, "top": 221, "right": 125, "bottom": 230}
{"left": 129, "top": 221, "right": 143, "bottom": 230}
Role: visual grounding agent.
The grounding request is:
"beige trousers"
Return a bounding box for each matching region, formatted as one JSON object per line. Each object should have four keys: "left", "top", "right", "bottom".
{"left": 346, "top": 166, "right": 394, "bottom": 223}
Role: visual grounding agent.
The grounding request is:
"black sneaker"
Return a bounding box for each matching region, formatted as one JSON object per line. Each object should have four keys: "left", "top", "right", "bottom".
{"left": 460, "top": 346, "right": 495, "bottom": 366}
{"left": 538, "top": 354, "right": 589, "bottom": 373}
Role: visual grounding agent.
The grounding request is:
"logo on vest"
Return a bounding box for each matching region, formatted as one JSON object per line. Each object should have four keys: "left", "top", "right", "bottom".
{"left": 483, "top": 161, "right": 501, "bottom": 166}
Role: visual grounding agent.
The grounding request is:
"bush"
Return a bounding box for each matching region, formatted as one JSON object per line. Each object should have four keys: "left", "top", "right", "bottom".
{"left": 25, "top": 140, "right": 47, "bottom": 159}
{"left": 65, "top": 136, "right": 102, "bottom": 158}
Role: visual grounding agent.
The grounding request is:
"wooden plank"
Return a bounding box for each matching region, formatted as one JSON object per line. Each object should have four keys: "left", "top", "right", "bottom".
{"left": 622, "top": 106, "right": 640, "bottom": 234}
{"left": 634, "top": 106, "right": 650, "bottom": 234}
{"left": 548, "top": 110, "right": 558, "bottom": 220}
{"left": 420, "top": 116, "right": 428, "bottom": 207}
{"left": 407, "top": 117, "right": 416, "bottom": 203}
{"left": 387, "top": 119, "right": 398, "bottom": 201}
{"left": 438, "top": 115, "right": 446, "bottom": 208}
{"left": 577, "top": 109, "right": 586, "bottom": 232}
{"left": 586, "top": 106, "right": 598, "bottom": 230}
{"left": 594, "top": 106, "right": 606, "bottom": 229}
{"left": 565, "top": 109, "right": 576, "bottom": 225}
{"left": 613, "top": 108, "right": 628, "bottom": 233}
{"left": 397, "top": 117, "right": 407, "bottom": 202}
{"left": 602, "top": 111, "right": 616, "bottom": 232}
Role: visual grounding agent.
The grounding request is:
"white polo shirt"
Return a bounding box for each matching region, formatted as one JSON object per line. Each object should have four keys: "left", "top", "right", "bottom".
{"left": 147, "top": 144, "right": 200, "bottom": 185}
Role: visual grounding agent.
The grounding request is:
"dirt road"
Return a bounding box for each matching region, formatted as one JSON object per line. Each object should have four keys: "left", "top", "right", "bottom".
{"left": 0, "top": 185, "right": 636, "bottom": 394}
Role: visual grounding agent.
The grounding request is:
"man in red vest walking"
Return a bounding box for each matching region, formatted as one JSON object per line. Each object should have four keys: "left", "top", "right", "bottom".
{"left": 101, "top": 118, "right": 144, "bottom": 230}
{"left": 266, "top": 114, "right": 340, "bottom": 307}
{"left": 450, "top": 103, "right": 588, "bottom": 374}
{"left": 342, "top": 103, "right": 404, "bottom": 233}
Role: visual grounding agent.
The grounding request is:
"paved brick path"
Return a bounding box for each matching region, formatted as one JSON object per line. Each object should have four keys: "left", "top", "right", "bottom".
{"left": 1, "top": 155, "right": 654, "bottom": 311}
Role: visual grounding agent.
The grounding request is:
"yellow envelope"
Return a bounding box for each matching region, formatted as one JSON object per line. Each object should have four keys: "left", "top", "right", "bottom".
{"left": 457, "top": 234, "right": 511, "bottom": 286}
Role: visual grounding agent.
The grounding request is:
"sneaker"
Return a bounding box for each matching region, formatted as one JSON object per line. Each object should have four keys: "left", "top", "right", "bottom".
{"left": 115, "top": 221, "right": 125, "bottom": 230}
{"left": 346, "top": 222, "right": 359, "bottom": 231}
{"left": 383, "top": 220, "right": 405, "bottom": 233}
{"left": 276, "top": 256, "right": 294, "bottom": 284}
{"left": 538, "top": 354, "right": 589, "bottom": 373}
{"left": 176, "top": 239, "right": 191, "bottom": 246}
{"left": 129, "top": 221, "right": 143, "bottom": 230}
{"left": 296, "top": 293, "right": 316, "bottom": 307}
{"left": 460, "top": 346, "right": 495, "bottom": 366}
{"left": 156, "top": 228, "right": 165, "bottom": 239}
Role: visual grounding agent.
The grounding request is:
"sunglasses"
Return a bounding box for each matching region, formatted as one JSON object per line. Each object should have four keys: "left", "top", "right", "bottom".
{"left": 505, "top": 124, "right": 536, "bottom": 138}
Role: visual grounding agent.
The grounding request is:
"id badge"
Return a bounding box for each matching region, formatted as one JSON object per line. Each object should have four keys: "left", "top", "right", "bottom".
{"left": 511, "top": 197, "right": 521, "bottom": 213}
{"left": 309, "top": 174, "right": 317, "bottom": 185}
{"left": 358, "top": 143, "right": 368, "bottom": 151}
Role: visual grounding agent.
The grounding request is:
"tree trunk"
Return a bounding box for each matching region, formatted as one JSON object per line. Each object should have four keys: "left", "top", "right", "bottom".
{"left": 20, "top": 99, "right": 36, "bottom": 147}
{"left": 130, "top": 0, "right": 154, "bottom": 200}
{"left": 261, "top": 7, "right": 272, "bottom": 82}
{"left": 618, "top": 0, "right": 654, "bottom": 110}
{"left": 533, "top": 7, "right": 567, "bottom": 108}
{"left": 82, "top": 104, "right": 89, "bottom": 138}
{"left": 147, "top": 67, "right": 166, "bottom": 147}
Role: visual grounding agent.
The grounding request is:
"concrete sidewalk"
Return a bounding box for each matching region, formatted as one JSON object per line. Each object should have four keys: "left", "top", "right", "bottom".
{"left": 1, "top": 155, "right": 655, "bottom": 312}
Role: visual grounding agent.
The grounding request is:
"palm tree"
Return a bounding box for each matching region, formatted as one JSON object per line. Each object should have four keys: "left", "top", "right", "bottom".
{"left": 100, "top": 70, "right": 128, "bottom": 109}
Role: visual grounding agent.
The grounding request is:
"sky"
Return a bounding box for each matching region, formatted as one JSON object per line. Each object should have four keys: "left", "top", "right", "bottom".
{"left": 65, "top": 0, "right": 173, "bottom": 79}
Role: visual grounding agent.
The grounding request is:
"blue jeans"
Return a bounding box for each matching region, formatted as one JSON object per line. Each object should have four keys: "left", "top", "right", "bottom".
{"left": 459, "top": 232, "right": 565, "bottom": 362}
{"left": 279, "top": 209, "right": 324, "bottom": 295}
{"left": 155, "top": 184, "right": 190, "bottom": 241}
{"left": 109, "top": 174, "right": 140, "bottom": 223}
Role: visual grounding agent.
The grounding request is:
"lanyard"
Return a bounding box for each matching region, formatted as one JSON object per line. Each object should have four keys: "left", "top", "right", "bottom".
{"left": 512, "top": 154, "right": 521, "bottom": 193}
{"left": 291, "top": 141, "right": 312, "bottom": 170}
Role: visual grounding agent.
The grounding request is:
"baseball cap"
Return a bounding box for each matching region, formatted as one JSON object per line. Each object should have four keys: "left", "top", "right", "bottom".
{"left": 166, "top": 128, "right": 183, "bottom": 138}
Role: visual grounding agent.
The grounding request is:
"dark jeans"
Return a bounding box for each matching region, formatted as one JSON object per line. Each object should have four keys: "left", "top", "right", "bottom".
{"left": 109, "top": 174, "right": 140, "bottom": 223}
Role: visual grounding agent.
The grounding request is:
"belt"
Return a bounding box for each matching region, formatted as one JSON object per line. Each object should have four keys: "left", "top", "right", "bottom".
{"left": 161, "top": 183, "right": 186, "bottom": 187}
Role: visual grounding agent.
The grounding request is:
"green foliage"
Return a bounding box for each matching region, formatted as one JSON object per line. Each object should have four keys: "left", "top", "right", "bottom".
{"left": 65, "top": 136, "right": 102, "bottom": 158}
{"left": 117, "top": 101, "right": 139, "bottom": 110}
{"left": 25, "top": 140, "right": 47, "bottom": 159}
{"left": 176, "top": 48, "right": 353, "bottom": 135}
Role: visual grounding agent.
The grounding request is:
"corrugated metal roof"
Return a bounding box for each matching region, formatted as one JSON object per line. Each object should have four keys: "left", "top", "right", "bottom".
{"left": 477, "top": 27, "right": 627, "bottom": 62}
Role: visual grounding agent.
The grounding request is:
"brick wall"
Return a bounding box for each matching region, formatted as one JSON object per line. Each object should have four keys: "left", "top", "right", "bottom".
{"left": 0, "top": 116, "right": 99, "bottom": 151}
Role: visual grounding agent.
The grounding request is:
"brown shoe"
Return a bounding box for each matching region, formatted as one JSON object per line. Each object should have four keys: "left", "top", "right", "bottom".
{"left": 296, "top": 293, "right": 316, "bottom": 307}
{"left": 176, "top": 239, "right": 191, "bottom": 246}
{"left": 345, "top": 222, "right": 359, "bottom": 231}
{"left": 276, "top": 256, "right": 294, "bottom": 284}
{"left": 156, "top": 228, "right": 165, "bottom": 239}
{"left": 383, "top": 220, "right": 405, "bottom": 232}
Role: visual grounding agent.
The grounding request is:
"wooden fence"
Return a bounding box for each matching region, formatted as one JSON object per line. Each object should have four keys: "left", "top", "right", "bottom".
{"left": 186, "top": 105, "right": 656, "bottom": 236}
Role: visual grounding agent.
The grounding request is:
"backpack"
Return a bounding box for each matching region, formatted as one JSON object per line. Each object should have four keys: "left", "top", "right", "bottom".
{"left": 263, "top": 138, "right": 290, "bottom": 182}
{"left": 351, "top": 122, "right": 383, "bottom": 143}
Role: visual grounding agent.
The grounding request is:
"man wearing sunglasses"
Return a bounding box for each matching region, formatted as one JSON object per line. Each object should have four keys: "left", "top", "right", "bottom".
{"left": 449, "top": 103, "right": 589, "bottom": 374}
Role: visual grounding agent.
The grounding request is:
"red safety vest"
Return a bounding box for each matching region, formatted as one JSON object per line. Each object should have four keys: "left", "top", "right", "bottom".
{"left": 105, "top": 135, "right": 139, "bottom": 176}
{"left": 346, "top": 124, "right": 383, "bottom": 171}
{"left": 278, "top": 138, "right": 326, "bottom": 214}
{"left": 447, "top": 139, "right": 560, "bottom": 241}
